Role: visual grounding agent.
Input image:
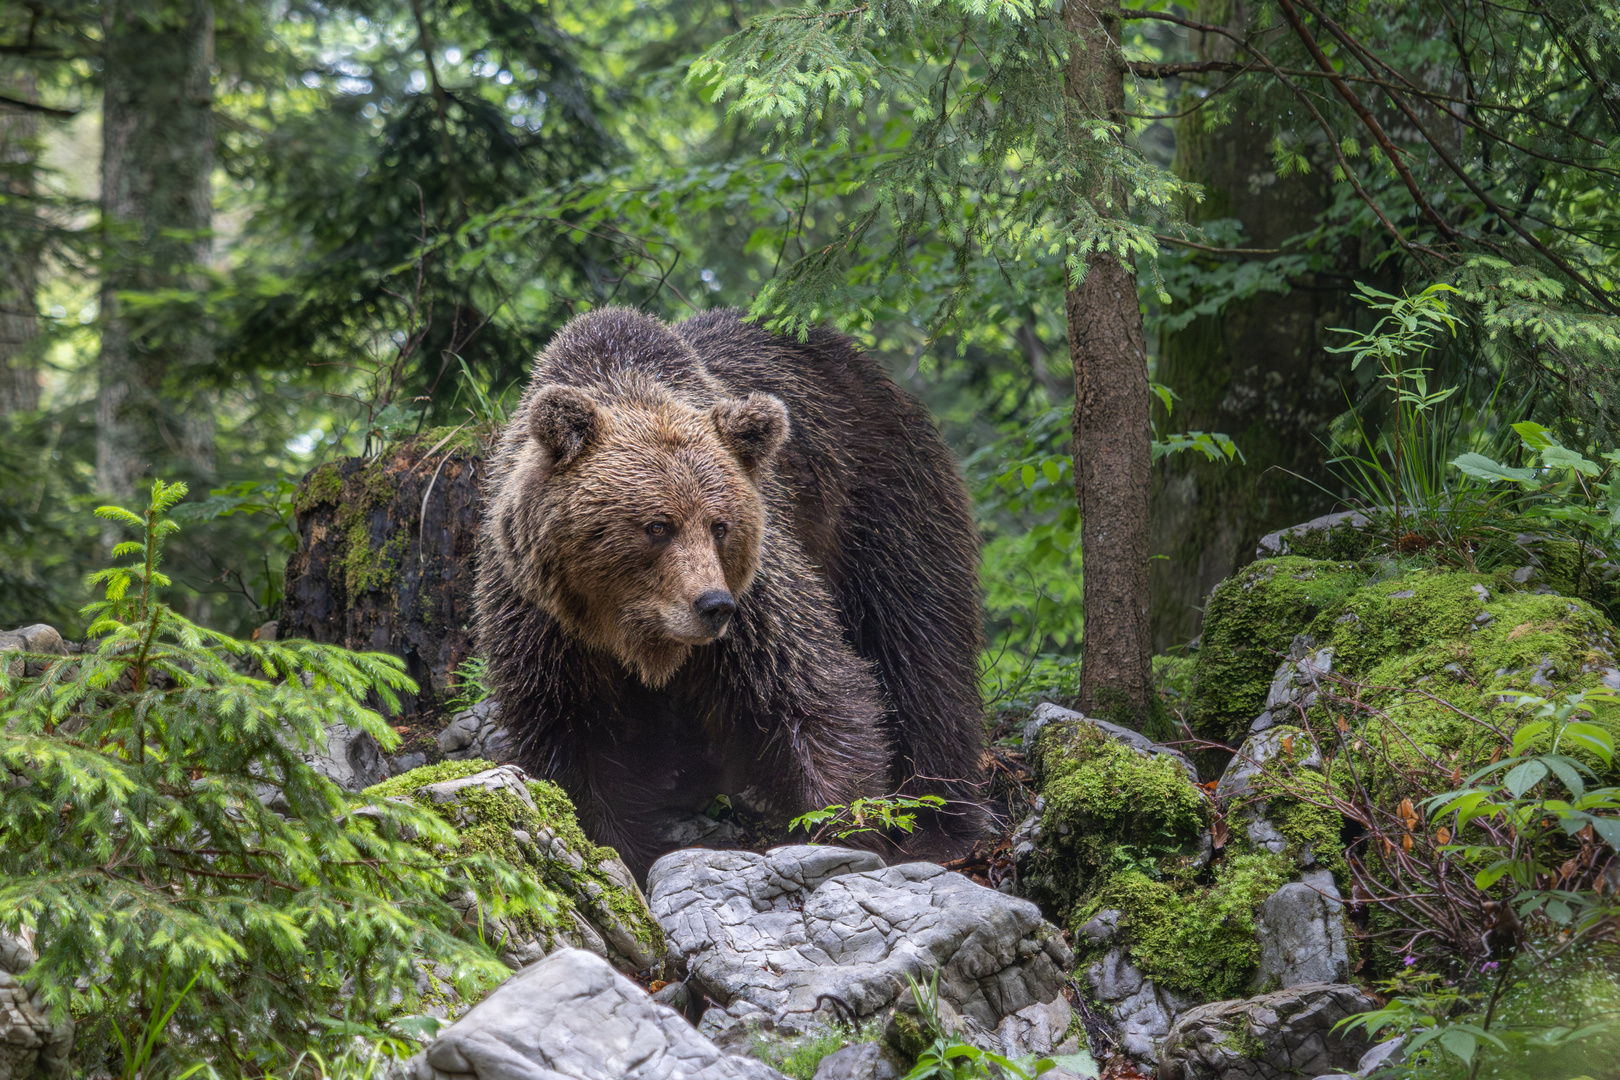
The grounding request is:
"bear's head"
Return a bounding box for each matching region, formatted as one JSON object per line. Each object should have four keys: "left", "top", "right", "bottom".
{"left": 492, "top": 364, "right": 789, "bottom": 687}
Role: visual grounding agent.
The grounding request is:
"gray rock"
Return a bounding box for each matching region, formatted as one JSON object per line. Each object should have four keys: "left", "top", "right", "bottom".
{"left": 811, "top": 1043, "right": 900, "bottom": 1080}
{"left": 0, "top": 624, "right": 68, "bottom": 678}
{"left": 1356, "top": 1036, "right": 1403, "bottom": 1075}
{"left": 995, "top": 996, "right": 1073, "bottom": 1058}
{"left": 1157, "top": 983, "right": 1375, "bottom": 1080}
{"left": 1253, "top": 871, "right": 1350, "bottom": 989}
{"left": 649, "top": 846, "right": 1072, "bottom": 1035}
{"left": 1217, "top": 729, "right": 1322, "bottom": 802}
{"left": 1256, "top": 511, "right": 1372, "bottom": 558}
{"left": 416, "top": 766, "right": 662, "bottom": 973}
{"left": 1024, "top": 703, "right": 1198, "bottom": 783}
{"left": 407, "top": 948, "right": 785, "bottom": 1080}
{"left": 277, "top": 723, "right": 386, "bottom": 794}
{"left": 650, "top": 810, "right": 746, "bottom": 849}
{"left": 389, "top": 751, "right": 429, "bottom": 775}
{"left": 1082, "top": 949, "right": 1193, "bottom": 1064}
{"left": 436, "top": 700, "right": 514, "bottom": 763}
{"left": 1076, "top": 909, "right": 1122, "bottom": 946}
{"left": 1251, "top": 641, "right": 1334, "bottom": 734}
{"left": 0, "top": 933, "right": 72, "bottom": 1080}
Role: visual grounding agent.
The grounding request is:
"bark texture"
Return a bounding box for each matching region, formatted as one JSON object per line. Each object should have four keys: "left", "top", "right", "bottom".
{"left": 1063, "top": 0, "right": 1155, "bottom": 726}
{"left": 1147, "top": 0, "right": 1359, "bottom": 651}
{"left": 281, "top": 437, "right": 485, "bottom": 721}
{"left": 0, "top": 75, "right": 40, "bottom": 416}
{"left": 97, "top": 0, "right": 216, "bottom": 502}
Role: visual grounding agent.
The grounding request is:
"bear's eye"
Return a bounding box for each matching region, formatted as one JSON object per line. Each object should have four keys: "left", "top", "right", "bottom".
{"left": 711, "top": 522, "right": 729, "bottom": 543}
{"left": 646, "top": 521, "right": 673, "bottom": 540}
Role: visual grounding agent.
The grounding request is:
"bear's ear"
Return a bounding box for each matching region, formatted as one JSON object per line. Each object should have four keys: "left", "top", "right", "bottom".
{"left": 711, "top": 393, "right": 790, "bottom": 473}
{"left": 528, "top": 384, "right": 599, "bottom": 469}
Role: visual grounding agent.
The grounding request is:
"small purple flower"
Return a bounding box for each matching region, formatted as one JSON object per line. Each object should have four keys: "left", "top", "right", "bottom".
{"left": 1481, "top": 961, "right": 1500, "bottom": 972}
{"left": 1403, "top": 955, "right": 1417, "bottom": 967}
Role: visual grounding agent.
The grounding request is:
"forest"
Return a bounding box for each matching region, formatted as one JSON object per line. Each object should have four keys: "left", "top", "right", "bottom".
{"left": 0, "top": 0, "right": 1617, "bottom": 1078}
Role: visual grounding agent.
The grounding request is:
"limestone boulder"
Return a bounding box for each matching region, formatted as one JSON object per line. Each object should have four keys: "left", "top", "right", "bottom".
{"left": 649, "top": 846, "right": 1073, "bottom": 1055}
{"left": 1156, "top": 983, "right": 1375, "bottom": 1080}
{"left": 406, "top": 948, "right": 784, "bottom": 1080}
{"left": 366, "top": 763, "right": 664, "bottom": 973}
{"left": 0, "top": 934, "right": 71, "bottom": 1080}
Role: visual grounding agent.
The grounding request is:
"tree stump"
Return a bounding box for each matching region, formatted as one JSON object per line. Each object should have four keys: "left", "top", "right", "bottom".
{"left": 281, "top": 432, "right": 486, "bottom": 720}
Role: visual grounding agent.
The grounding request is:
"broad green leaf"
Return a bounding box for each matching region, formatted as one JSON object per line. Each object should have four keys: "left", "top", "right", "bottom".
{"left": 1504, "top": 760, "right": 1548, "bottom": 797}
{"left": 1476, "top": 860, "right": 1516, "bottom": 888}
{"left": 1563, "top": 723, "right": 1615, "bottom": 765}
{"left": 1450, "top": 452, "right": 1535, "bottom": 483}
{"left": 1513, "top": 420, "right": 1557, "bottom": 451}
{"left": 1438, "top": 1028, "right": 1476, "bottom": 1064}
{"left": 1511, "top": 721, "right": 1553, "bottom": 756}
{"left": 1542, "top": 445, "right": 1602, "bottom": 476}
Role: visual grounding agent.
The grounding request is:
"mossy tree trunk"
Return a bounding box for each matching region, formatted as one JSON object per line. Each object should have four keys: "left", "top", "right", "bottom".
{"left": 1147, "top": 1, "right": 1362, "bottom": 653}
{"left": 1064, "top": 0, "right": 1157, "bottom": 731}
{"left": 282, "top": 435, "right": 485, "bottom": 721}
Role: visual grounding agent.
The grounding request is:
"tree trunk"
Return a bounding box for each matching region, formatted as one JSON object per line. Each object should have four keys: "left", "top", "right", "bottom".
{"left": 97, "top": 0, "right": 216, "bottom": 505}
{"left": 0, "top": 75, "right": 40, "bottom": 417}
{"left": 1147, "top": 0, "right": 1361, "bottom": 652}
{"left": 281, "top": 436, "right": 486, "bottom": 722}
{"left": 1063, "top": 0, "right": 1156, "bottom": 729}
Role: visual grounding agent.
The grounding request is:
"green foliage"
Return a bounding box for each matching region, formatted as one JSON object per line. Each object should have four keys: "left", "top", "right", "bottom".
{"left": 1021, "top": 718, "right": 1210, "bottom": 919}
{"left": 748, "top": 1022, "right": 882, "bottom": 1080}
{"left": 689, "top": 0, "right": 1197, "bottom": 337}
{"left": 0, "top": 482, "right": 550, "bottom": 1076}
{"left": 901, "top": 970, "right": 1056, "bottom": 1080}
{"left": 790, "top": 794, "right": 948, "bottom": 842}
{"left": 444, "top": 656, "right": 494, "bottom": 713}
{"left": 1426, "top": 689, "right": 1620, "bottom": 928}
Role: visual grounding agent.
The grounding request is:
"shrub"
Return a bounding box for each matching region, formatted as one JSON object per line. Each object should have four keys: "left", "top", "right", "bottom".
{"left": 0, "top": 481, "right": 551, "bottom": 1077}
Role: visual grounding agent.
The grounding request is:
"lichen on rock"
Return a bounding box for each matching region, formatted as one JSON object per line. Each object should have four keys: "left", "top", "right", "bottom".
{"left": 364, "top": 760, "right": 664, "bottom": 972}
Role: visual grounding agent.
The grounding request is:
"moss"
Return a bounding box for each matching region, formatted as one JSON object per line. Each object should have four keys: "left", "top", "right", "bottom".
{"left": 1027, "top": 720, "right": 1209, "bottom": 916}
{"left": 1076, "top": 851, "right": 1292, "bottom": 1001}
{"left": 403, "top": 426, "right": 487, "bottom": 456}
{"left": 1190, "top": 557, "right": 1371, "bottom": 754}
{"left": 366, "top": 757, "right": 497, "bottom": 798}
{"left": 363, "top": 761, "right": 666, "bottom": 957}
{"left": 294, "top": 461, "right": 345, "bottom": 514}
{"left": 1219, "top": 1022, "right": 1267, "bottom": 1062}
{"left": 1190, "top": 557, "right": 1620, "bottom": 783}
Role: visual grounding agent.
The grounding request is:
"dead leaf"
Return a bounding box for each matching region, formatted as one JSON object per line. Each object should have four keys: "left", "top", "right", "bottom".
{"left": 1336, "top": 714, "right": 1350, "bottom": 734}
{"left": 1282, "top": 734, "right": 1295, "bottom": 755}
{"left": 1508, "top": 622, "right": 1533, "bottom": 639}
{"left": 1490, "top": 746, "right": 1503, "bottom": 764}
{"left": 1212, "top": 815, "right": 1229, "bottom": 849}
{"left": 1401, "top": 833, "right": 1414, "bottom": 853}
{"left": 1436, "top": 827, "right": 1451, "bottom": 845}
{"left": 1559, "top": 858, "right": 1579, "bottom": 884}
{"left": 647, "top": 980, "right": 668, "bottom": 994}
{"left": 1398, "top": 797, "right": 1419, "bottom": 830}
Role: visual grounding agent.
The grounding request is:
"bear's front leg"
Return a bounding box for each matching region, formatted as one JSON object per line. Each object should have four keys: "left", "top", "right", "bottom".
{"left": 698, "top": 528, "right": 893, "bottom": 819}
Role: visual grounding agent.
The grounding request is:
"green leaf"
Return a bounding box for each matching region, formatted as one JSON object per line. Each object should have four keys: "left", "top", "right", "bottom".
{"left": 1438, "top": 1028, "right": 1476, "bottom": 1064}
{"left": 1504, "top": 760, "right": 1548, "bottom": 797}
{"left": 1511, "top": 721, "right": 1553, "bottom": 756}
{"left": 1513, "top": 420, "right": 1557, "bottom": 451}
{"left": 1450, "top": 453, "right": 1535, "bottom": 483}
{"left": 1542, "top": 444, "right": 1602, "bottom": 476}
{"left": 1476, "top": 860, "right": 1516, "bottom": 888}
{"left": 1563, "top": 723, "right": 1615, "bottom": 765}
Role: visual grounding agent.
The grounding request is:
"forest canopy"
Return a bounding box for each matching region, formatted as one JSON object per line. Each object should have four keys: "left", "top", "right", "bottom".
{"left": 0, "top": 0, "right": 1615, "bottom": 705}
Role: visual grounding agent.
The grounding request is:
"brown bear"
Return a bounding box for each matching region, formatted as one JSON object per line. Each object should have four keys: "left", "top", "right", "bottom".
{"left": 475, "top": 307, "right": 984, "bottom": 876}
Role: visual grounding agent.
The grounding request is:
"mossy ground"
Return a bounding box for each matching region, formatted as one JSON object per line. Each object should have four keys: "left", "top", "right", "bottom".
{"left": 364, "top": 760, "right": 664, "bottom": 957}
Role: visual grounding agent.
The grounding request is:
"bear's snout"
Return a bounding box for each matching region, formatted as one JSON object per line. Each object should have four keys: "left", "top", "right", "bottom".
{"left": 693, "top": 589, "right": 736, "bottom": 634}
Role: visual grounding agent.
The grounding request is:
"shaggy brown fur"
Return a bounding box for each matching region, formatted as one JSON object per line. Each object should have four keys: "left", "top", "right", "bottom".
{"left": 475, "top": 307, "right": 985, "bottom": 876}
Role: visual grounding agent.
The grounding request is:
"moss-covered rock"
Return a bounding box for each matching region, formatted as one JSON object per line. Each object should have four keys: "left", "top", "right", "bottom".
{"left": 1072, "top": 851, "right": 1293, "bottom": 1002}
{"left": 1019, "top": 714, "right": 1211, "bottom": 920}
{"left": 365, "top": 760, "right": 665, "bottom": 972}
{"left": 1189, "top": 556, "right": 1620, "bottom": 781}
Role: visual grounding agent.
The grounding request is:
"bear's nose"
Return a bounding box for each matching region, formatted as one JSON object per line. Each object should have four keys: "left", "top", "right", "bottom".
{"left": 693, "top": 589, "right": 736, "bottom": 632}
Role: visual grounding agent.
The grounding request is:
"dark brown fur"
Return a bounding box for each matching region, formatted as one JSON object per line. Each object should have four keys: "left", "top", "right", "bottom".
{"left": 475, "top": 308, "right": 984, "bottom": 875}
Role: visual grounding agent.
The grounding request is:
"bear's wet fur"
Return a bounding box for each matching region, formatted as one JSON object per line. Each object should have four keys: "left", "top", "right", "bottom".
{"left": 475, "top": 307, "right": 984, "bottom": 876}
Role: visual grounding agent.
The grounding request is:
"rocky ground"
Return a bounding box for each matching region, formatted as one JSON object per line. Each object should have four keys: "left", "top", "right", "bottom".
{"left": 8, "top": 514, "right": 1620, "bottom": 1079}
